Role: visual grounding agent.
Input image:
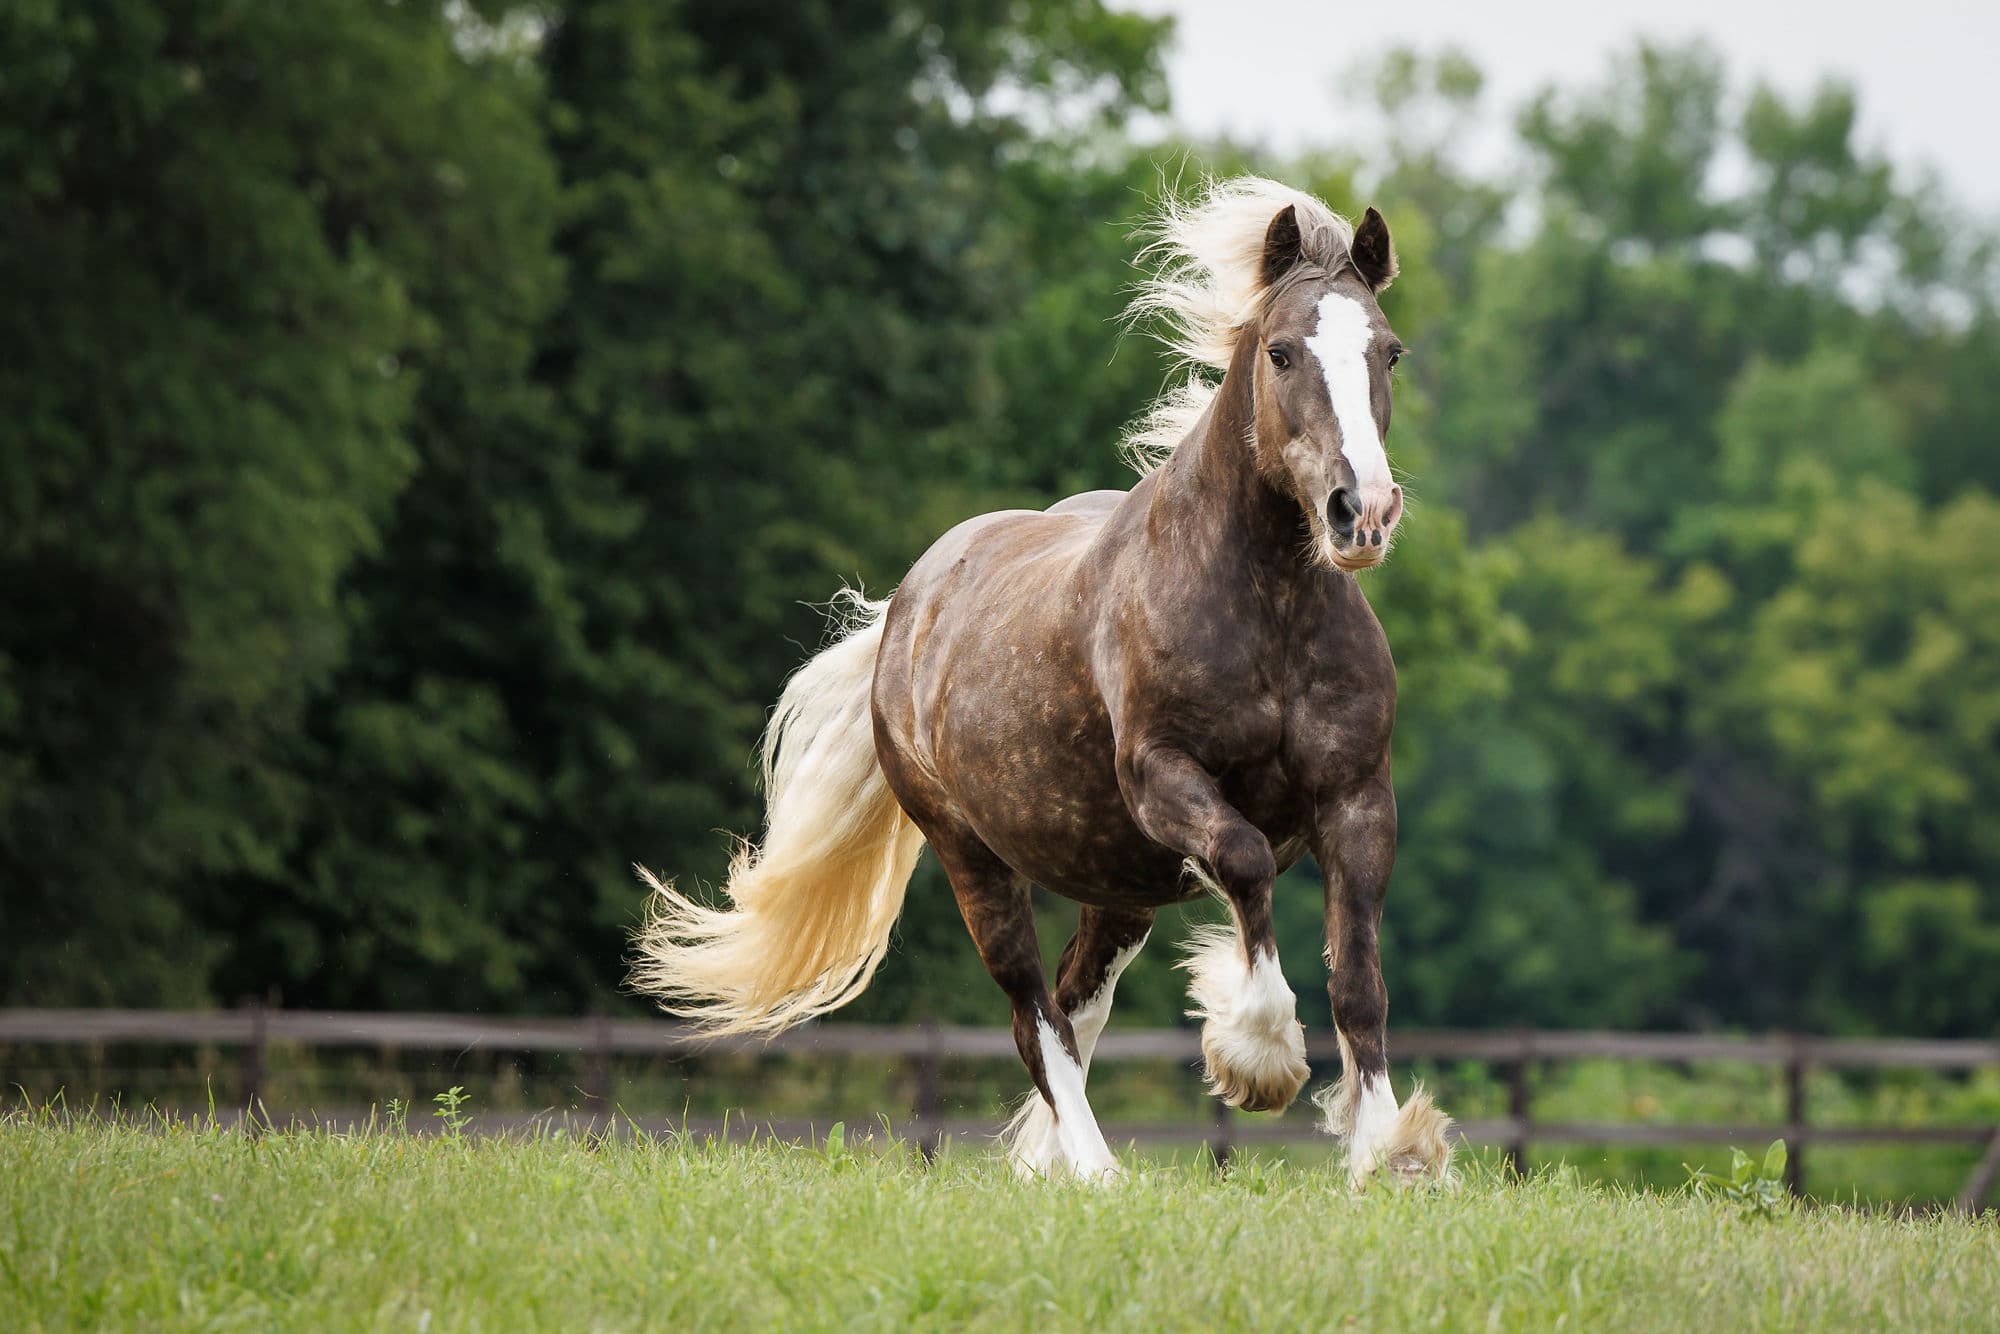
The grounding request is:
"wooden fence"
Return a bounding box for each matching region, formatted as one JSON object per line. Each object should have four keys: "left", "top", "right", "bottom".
{"left": 4, "top": 1008, "right": 1997, "bottom": 1213}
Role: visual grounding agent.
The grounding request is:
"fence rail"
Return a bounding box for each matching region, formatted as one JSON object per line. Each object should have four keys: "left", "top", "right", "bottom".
{"left": 4, "top": 1007, "right": 1996, "bottom": 1213}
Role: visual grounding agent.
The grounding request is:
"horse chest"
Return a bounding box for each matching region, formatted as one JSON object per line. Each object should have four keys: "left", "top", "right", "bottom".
{"left": 1143, "top": 615, "right": 1391, "bottom": 786}
{"left": 1174, "top": 683, "right": 1287, "bottom": 764}
{"left": 1130, "top": 669, "right": 1303, "bottom": 837}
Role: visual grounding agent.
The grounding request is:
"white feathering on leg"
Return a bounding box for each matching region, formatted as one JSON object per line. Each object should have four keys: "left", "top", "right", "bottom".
{"left": 1316, "top": 1040, "right": 1456, "bottom": 1188}
{"left": 1003, "top": 939, "right": 1146, "bottom": 1179}
{"left": 1031, "top": 1018, "right": 1120, "bottom": 1181}
{"left": 1179, "top": 925, "right": 1309, "bottom": 1112}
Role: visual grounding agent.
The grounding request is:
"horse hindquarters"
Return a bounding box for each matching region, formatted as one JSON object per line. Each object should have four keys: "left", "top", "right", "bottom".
{"left": 628, "top": 595, "right": 926, "bottom": 1035}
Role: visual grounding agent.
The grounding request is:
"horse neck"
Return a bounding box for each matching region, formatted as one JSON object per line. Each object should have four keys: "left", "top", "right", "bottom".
{"left": 1150, "top": 336, "right": 1303, "bottom": 576}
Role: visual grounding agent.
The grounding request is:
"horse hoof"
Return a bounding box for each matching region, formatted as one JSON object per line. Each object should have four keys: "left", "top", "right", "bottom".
{"left": 1200, "top": 1027, "right": 1310, "bottom": 1113}
{"left": 1078, "top": 1159, "right": 1126, "bottom": 1186}
{"left": 1344, "top": 1085, "right": 1457, "bottom": 1189}
{"left": 1348, "top": 1154, "right": 1456, "bottom": 1192}
{"left": 1231, "top": 1083, "right": 1293, "bottom": 1115}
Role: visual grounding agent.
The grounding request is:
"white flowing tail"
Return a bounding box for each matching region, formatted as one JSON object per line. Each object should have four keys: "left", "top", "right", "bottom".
{"left": 629, "top": 593, "right": 925, "bottom": 1035}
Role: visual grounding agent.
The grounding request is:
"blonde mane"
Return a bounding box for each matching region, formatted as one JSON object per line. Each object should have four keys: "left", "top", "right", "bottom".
{"left": 1121, "top": 176, "right": 1357, "bottom": 473}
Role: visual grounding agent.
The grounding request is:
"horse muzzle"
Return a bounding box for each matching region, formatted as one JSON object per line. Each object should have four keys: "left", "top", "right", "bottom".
{"left": 1327, "top": 484, "right": 1402, "bottom": 568}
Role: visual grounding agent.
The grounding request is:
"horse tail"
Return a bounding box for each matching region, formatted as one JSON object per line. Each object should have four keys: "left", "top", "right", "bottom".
{"left": 629, "top": 591, "right": 925, "bottom": 1036}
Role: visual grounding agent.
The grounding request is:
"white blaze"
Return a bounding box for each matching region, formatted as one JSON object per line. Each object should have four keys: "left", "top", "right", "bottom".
{"left": 1305, "top": 291, "right": 1393, "bottom": 494}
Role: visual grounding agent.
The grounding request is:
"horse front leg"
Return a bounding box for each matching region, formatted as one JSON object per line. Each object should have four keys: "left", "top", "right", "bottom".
{"left": 1119, "top": 742, "right": 1308, "bottom": 1113}
{"left": 1311, "top": 770, "right": 1455, "bottom": 1187}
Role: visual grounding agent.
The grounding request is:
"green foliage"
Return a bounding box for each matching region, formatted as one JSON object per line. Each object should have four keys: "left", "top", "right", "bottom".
{"left": 0, "top": 0, "right": 558, "bottom": 1005}
{"left": 4, "top": 11, "right": 1999, "bottom": 1045}
{"left": 1518, "top": 42, "right": 1729, "bottom": 248}
{"left": 1686, "top": 1140, "right": 1792, "bottom": 1219}
{"left": 431, "top": 1086, "right": 472, "bottom": 1137}
{"left": 1369, "top": 39, "right": 2000, "bottom": 1035}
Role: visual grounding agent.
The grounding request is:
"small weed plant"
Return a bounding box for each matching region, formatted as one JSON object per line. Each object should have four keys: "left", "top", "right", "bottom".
{"left": 432, "top": 1086, "right": 471, "bottom": 1137}
{"left": 1687, "top": 1140, "right": 1791, "bottom": 1219}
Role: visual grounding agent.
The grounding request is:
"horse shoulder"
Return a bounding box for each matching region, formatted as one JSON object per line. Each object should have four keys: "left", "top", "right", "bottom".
{"left": 1090, "top": 571, "right": 1287, "bottom": 776}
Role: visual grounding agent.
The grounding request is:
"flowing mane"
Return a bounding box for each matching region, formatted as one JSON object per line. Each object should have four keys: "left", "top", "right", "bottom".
{"left": 1121, "top": 176, "right": 1357, "bottom": 473}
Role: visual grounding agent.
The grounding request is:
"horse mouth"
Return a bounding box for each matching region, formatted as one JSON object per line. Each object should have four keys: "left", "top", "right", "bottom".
{"left": 1329, "top": 544, "right": 1386, "bottom": 573}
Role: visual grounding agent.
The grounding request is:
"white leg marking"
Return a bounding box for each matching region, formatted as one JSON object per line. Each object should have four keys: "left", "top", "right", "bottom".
{"left": 1034, "top": 1017, "right": 1120, "bottom": 1180}
{"left": 1005, "top": 936, "right": 1146, "bottom": 1179}
{"left": 1347, "top": 1072, "right": 1401, "bottom": 1180}
{"left": 1004, "top": 1093, "right": 1065, "bottom": 1178}
{"left": 1318, "top": 1031, "right": 1458, "bottom": 1188}
{"left": 1181, "top": 926, "right": 1309, "bottom": 1111}
{"left": 1067, "top": 938, "right": 1146, "bottom": 1074}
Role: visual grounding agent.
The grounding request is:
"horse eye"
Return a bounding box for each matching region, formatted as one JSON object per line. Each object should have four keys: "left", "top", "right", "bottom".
{"left": 1268, "top": 347, "right": 1290, "bottom": 370}
{"left": 1386, "top": 349, "right": 1403, "bottom": 370}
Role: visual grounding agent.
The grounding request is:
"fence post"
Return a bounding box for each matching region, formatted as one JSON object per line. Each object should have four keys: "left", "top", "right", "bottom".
{"left": 237, "top": 998, "right": 266, "bottom": 1121}
{"left": 1955, "top": 1130, "right": 2000, "bottom": 1216}
{"left": 914, "top": 1019, "right": 941, "bottom": 1162}
{"left": 1783, "top": 1033, "right": 1806, "bottom": 1198}
{"left": 1503, "top": 1028, "right": 1533, "bottom": 1176}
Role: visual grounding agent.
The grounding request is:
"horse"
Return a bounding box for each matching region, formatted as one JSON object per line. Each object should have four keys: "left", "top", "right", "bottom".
{"left": 630, "top": 176, "right": 1455, "bottom": 1186}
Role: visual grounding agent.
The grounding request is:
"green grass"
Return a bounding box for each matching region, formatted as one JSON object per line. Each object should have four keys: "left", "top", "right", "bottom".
{"left": 4, "top": 1114, "right": 1996, "bottom": 1331}
{"left": 16, "top": 1043, "right": 1998, "bottom": 1208}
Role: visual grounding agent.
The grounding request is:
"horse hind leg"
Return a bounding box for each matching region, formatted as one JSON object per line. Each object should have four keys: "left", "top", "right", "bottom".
{"left": 1003, "top": 906, "right": 1152, "bottom": 1178}
{"left": 932, "top": 838, "right": 1121, "bottom": 1181}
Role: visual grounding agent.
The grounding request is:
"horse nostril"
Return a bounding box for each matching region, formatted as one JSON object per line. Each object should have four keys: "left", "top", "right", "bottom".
{"left": 1329, "top": 488, "right": 1360, "bottom": 536}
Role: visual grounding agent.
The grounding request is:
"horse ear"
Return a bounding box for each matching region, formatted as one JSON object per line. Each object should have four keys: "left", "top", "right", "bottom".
{"left": 1260, "top": 205, "right": 1304, "bottom": 289}
{"left": 1351, "top": 206, "right": 1398, "bottom": 291}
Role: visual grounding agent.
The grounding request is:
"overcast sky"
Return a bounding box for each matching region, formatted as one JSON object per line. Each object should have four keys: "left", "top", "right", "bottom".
{"left": 1120, "top": 0, "right": 1998, "bottom": 215}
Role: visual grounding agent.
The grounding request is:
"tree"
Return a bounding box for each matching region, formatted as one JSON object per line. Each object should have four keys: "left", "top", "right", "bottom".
{"left": 255, "top": 0, "right": 1174, "bottom": 1014}
{"left": 0, "top": 1, "right": 558, "bottom": 1004}
{"left": 1364, "top": 40, "right": 2000, "bottom": 1033}
{"left": 10, "top": 17, "right": 2000, "bottom": 1042}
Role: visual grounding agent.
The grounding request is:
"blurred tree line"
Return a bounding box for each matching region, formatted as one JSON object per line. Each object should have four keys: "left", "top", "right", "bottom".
{"left": 3, "top": 4, "right": 1995, "bottom": 1036}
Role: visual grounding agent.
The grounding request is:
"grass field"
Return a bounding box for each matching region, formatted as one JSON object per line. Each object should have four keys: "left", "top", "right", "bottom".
{"left": 4, "top": 1113, "right": 1995, "bottom": 1331}
{"left": 16, "top": 1047, "right": 2000, "bottom": 1208}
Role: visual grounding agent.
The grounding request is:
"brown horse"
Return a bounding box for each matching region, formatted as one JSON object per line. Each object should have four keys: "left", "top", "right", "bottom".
{"left": 631, "top": 177, "right": 1454, "bottom": 1185}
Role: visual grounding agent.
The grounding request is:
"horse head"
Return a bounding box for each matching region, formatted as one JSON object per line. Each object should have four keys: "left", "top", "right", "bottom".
{"left": 1247, "top": 203, "right": 1405, "bottom": 572}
